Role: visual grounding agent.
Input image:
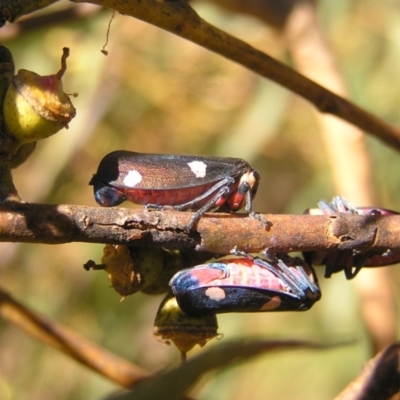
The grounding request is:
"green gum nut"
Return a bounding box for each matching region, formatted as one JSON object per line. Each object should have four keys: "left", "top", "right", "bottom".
{"left": 153, "top": 293, "right": 219, "bottom": 361}
{"left": 3, "top": 48, "right": 76, "bottom": 144}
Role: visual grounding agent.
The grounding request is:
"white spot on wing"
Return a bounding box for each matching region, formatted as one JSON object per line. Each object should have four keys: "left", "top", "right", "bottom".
{"left": 205, "top": 287, "right": 226, "bottom": 301}
{"left": 187, "top": 161, "right": 207, "bottom": 178}
{"left": 260, "top": 296, "right": 281, "bottom": 311}
{"left": 123, "top": 170, "right": 142, "bottom": 187}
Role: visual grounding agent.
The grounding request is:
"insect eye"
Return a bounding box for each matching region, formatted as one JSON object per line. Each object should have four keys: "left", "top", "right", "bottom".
{"left": 94, "top": 186, "right": 126, "bottom": 207}
{"left": 249, "top": 170, "right": 260, "bottom": 195}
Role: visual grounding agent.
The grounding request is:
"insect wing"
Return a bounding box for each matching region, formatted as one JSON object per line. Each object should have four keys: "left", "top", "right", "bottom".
{"left": 356, "top": 207, "right": 400, "bottom": 216}
{"left": 310, "top": 197, "right": 400, "bottom": 217}
{"left": 170, "top": 262, "right": 228, "bottom": 292}
{"left": 92, "top": 151, "right": 249, "bottom": 191}
{"left": 358, "top": 250, "right": 400, "bottom": 267}
{"left": 170, "top": 257, "right": 320, "bottom": 316}
{"left": 174, "top": 286, "right": 309, "bottom": 316}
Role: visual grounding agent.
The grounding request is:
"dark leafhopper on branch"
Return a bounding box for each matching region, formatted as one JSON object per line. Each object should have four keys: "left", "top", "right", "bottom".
{"left": 304, "top": 196, "right": 400, "bottom": 279}
{"left": 90, "top": 150, "right": 267, "bottom": 230}
{"left": 169, "top": 253, "right": 321, "bottom": 316}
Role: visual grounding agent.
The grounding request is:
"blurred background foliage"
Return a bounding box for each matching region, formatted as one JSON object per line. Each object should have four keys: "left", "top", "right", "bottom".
{"left": 0, "top": 0, "right": 400, "bottom": 399}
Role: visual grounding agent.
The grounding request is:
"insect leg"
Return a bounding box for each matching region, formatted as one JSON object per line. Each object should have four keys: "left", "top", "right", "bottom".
{"left": 249, "top": 212, "right": 270, "bottom": 229}
{"left": 251, "top": 257, "right": 305, "bottom": 298}
{"left": 186, "top": 185, "right": 232, "bottom": 230}
{"left": 253, "top": 256, "right": 317, "bottom": 300}
{"left": 173, "top": 177, "right": 235, "bottom": 211}
{"left": 294, "top": 266, "right": 320, "bottom": 295}
{"left": 274, "top": 259, "right": 309, "bottom": 298}
{"left": 243, "top": 189, "right": 270, "bottom": 229}
{"left": 145, "top": 204, "right": 166, "bottom": 211}
{"left": 229, "top": 247, "right": 254, "bottom": 259}
{"left": 331, "top": 196, "right": 358, "bottom": 213}
{"left": 316, "top": 200, "right": 337, "bottom": 214}
{"left": 344, "top": 251, "right": 368, "bottom": 279}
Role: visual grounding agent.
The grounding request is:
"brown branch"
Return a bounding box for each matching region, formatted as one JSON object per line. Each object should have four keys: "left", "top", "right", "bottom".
{"left": 0, "top": 0, "right": 60, "bottom": 24}
{"left": 334, "top": 342, "right": 400, "bottom": 400}
{"left": 1, "top": 202, "right": 400, "bottom": 254}
{"left": 109, "top": 338, "right": 348, "bottom": 400}
{"left": 65, "top": 0, "right": 400, "bottom": 152}
{"left": 0, "top": 4, "right": 104, "bottom": 41}
{"left": 0, "top": 287, "right": 148, "bottom": 388}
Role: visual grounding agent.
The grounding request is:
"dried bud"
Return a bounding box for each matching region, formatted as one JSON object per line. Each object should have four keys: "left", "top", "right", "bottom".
{"left": 141, "top": 250, "right": 184, "bottom": 295}
{"left": 100, "top": 244, "right": 140, "bottom": 297}
{"left": 88, "top": 246, "right": 215, "bottom": 299}
{"left": 3, "top": 47, "right": 76, "bottom": 144}
{"left": 100, "top": 244, "right": 165, "bottom": 297}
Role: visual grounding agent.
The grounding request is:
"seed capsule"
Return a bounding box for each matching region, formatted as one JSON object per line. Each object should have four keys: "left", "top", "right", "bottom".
{"left": 3, "top": 47, "right": 76, "bottom": 144}
{"left": 153, "top": 293, "right": 219, "bottom": 362}
{"left": 97, "top": 245, "right": 165, "bottom": 298}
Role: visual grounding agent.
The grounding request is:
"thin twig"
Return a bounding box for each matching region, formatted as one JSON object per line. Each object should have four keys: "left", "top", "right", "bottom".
{"left": 0, "top": 4, "right": 103, "bottom": 40}
{"left": 0, "top": 0, "right": 60, "bottom": 24}
{"left": 108, "top": 338, "right": 351, "bottom": 400}
{"left": 0, "top": 287, "right": 148, "bottom": 387}
{"left": 334, "top": 342, "right": 400, "bottom": 400}
{"left": 65, "top": 0, "right": 400, "bottom": 152}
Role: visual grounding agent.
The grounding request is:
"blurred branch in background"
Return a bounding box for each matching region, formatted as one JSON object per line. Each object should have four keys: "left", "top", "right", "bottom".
{"left": 335, "top": 341, "right": 400, "bottom": 400}
{"left": 107, "top": 339, "right": 345, "bottom": 400}
{"left": 0, "top": 3, "right": 103, "bottom": 41}
{"left": 63, "top": 0, "right": 400, "bottom": 154}
{"left": 0, "top": 0, "right": 59, "bottom": 25}
{"left": 0, "top": 288, "right": 148, "bottom": 388}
